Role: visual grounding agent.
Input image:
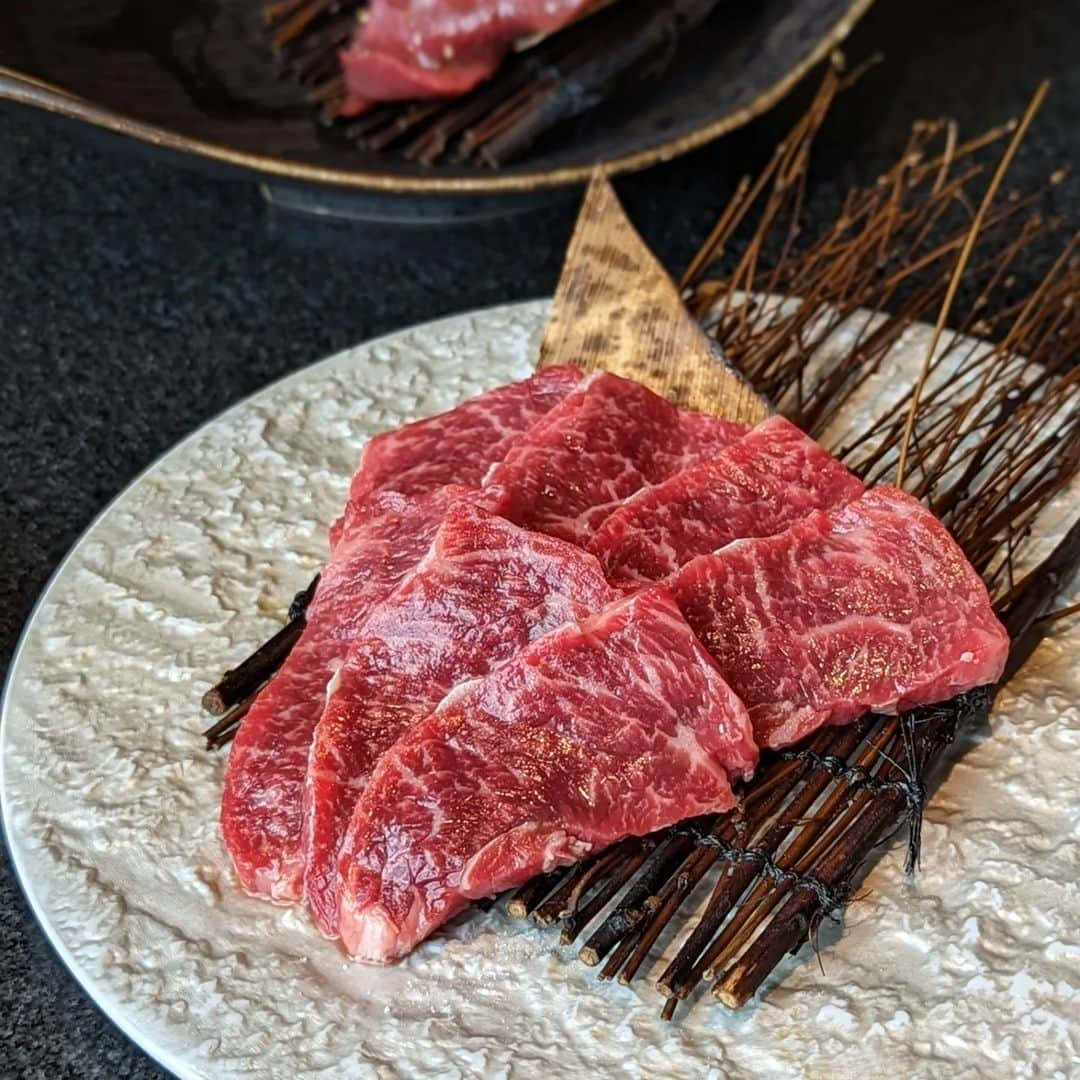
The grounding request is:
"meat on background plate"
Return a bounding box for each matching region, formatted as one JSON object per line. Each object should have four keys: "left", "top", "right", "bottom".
{"left": 340, "top": 0, "right": 607, "bottom": 115}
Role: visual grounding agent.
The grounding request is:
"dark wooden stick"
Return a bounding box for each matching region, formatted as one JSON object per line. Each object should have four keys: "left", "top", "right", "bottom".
{"left": 531, "top": 840, "right": 638, "bottom": 926}
{"left": 506, "top": 871, "right": 567, "bottom": 919}
{"left": 598, "top": 919, "right": 649, "bottom": 980}
{"left": 609, "top": 764, "right": 804, "bottom": 987}
{"left": 201, "top": 575, "right": 319, "bottom": 715}
{"left": 615, "top": 846, "right": 714, "bottom": 985}
{"left": 559, "top": 842, "right": 654, "bottom": 946}
{"left": 202, "top": 687, "right": 261, "bottom": 750}
{"left": 201, "top": 617, "right": 304, "bottom": 716}
{"left": 579, "top": 833, "right": 697, "bottom": 966}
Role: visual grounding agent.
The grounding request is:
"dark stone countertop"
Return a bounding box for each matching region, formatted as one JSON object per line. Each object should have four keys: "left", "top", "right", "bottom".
{"left": 0, "top": 0, "right": 1076, "bottom": 1076}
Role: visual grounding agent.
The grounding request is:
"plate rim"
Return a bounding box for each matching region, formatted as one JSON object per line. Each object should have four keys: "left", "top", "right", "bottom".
{"left": 0, "top": 0, "right": 873, "bottom": 196}
{"left": 0, "top": 446, "right": 199, "bottom": 1080}
{"left": 0, "top": 299, "right": 550, "bottom": 1080}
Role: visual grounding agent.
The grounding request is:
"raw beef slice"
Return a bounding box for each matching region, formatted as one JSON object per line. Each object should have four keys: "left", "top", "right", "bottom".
{"left": 330, "top": 365, "right": 581, "bottom": 549}
{"left": 221, "top": 486, "right": 473, "bottom": 900}
{"left": 304, "top": 502, "right": 618, "bottom": 936}
{"left": 589, "top": 415, "right": 864, "bottom": 585}
{"left": 484, "top": 371, "right": 748, "bottom": 547}
{"left": 671, "top": 486, "right": 1010, "bottom": 749}
{"left": 223, "top": 368, "right": 583, "bottom": 899}
{"left": 349, "top": 365, "right": 582, "bottom": 503}
{"left": 337, "top": 587, "right": 757, "bottom": 962}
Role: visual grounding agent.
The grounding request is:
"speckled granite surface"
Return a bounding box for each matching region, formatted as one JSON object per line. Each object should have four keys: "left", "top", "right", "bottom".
{"left": 0, "top": 0, "right": 1076, "bottom": 1075}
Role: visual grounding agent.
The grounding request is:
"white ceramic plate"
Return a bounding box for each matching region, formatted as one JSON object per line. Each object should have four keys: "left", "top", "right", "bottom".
{"left": 2, "top": 302, "right": 1078, "bottom": 1079}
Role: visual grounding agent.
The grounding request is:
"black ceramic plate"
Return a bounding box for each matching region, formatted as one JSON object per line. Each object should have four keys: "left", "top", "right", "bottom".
{"left": 0, "top": 0, "right": 872, "bottom": 215}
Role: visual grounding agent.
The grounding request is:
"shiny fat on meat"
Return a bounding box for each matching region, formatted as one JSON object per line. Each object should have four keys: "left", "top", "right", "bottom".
{"left": 588, "top": 415, "right": 864, "bottom": 585}
{"left": 484, "top": 371, "right": 748, "bottom": 547}
{"left": 304, "top": 502, "right": 618, "bottom": 937}
{"left": 670, "top": 486, "right": 1010, "bottom": 749}
{"left": 337, "top": 587, "right": 757, "bottom": 962}
{"left": 339, "top": 1, "right": 604, "bottom": 115}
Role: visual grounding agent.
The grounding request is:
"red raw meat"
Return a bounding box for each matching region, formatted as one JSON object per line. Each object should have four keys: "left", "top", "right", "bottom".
{"left": 221, "top": 487, "right": 472, "bottom": 900}
{"left": 304, "top": 502, "right": 617, "bottom": 936}
{"left": 340, "top": 1, "right": 603, "bottom": 116}
{"left": 330, "top": 365, "right": 581, "bottom": 549}
{"left": 337, "top": 587, "right": 757, "bottom": 962}
{"left": 671, "top": 486, "right": 1010, "bottom": 749}
{"left": 349, "top": 365, "right": 582, "bottom": 504}
{"left": 589, "top": 415, "right": 864, "bottom": 585}
{"left": 679, "top": 407, "right": 752, "bottom": 461}
{"left": 484, "top": 371, "right": 748, "bottom": 547}
{"left": 222, "top": 370, "right": 580, "bottom": 900}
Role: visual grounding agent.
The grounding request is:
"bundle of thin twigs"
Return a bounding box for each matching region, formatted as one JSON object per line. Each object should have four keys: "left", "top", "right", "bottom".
{"left": 501, "top": 69, "right": 1079, "bottom": 1016}
{"left": 254, "top": 0, "right": 723, "bottom": 166}
{"left": 201, "top": 66, "right": 1079, "bottom": 1016}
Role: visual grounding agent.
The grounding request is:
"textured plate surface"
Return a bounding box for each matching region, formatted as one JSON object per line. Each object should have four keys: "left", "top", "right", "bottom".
{"left": 2, "top": 301, "right": 1078, "bottom": 1079}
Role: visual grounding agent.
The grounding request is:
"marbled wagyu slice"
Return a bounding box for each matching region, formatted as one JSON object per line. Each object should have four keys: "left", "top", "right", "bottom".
{"left": 331, "top": 364, "right": 581, "bottom": 548}
{"left": 671, "top": 486, "right": 1010, "bottom": 750}
{"left": 221, "top": 485, "right": 470, "bottom": 900}
{"left": 304, "top": 502, "right": 617, "bottom": 936}
{"left": 337, "top": 587, "right": 757, "bottom": 962}
{"left": 484, "top": 371, "right": 748, "bottom": 547}
{"left": 589, "top": 414, "right": 864, "bottom": 585}
{"left": 340, "top": 1, "right": 605, "bottom": 115}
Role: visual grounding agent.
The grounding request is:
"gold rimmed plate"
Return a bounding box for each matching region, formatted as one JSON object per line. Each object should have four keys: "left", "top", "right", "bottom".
{"left": 0, "top": 0, "right": 873, "bottom": 219}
